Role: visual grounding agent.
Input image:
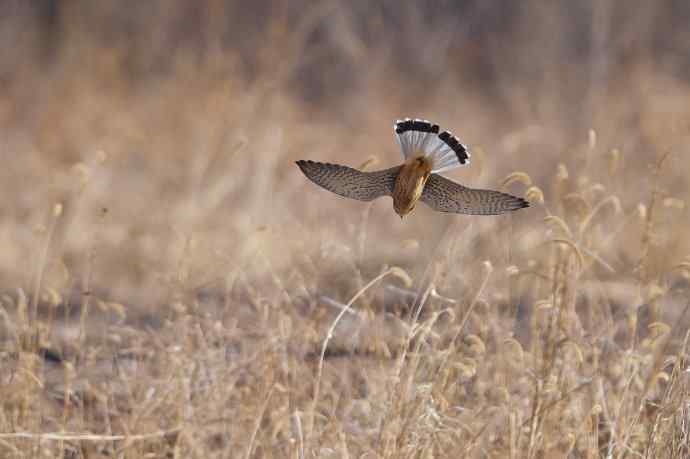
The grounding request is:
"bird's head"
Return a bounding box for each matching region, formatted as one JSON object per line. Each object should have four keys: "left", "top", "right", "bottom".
{"left": 394, "top": 201, "right": 415, "bottom": 218}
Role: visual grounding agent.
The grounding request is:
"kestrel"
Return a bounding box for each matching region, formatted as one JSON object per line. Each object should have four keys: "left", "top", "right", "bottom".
{"left": 296, "top": 118, "right": 529, "bottom": 218}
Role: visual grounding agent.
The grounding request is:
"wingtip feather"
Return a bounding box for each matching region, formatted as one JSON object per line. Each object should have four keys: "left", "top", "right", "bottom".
{"left": 507, "top": 195, "right": 530, "bottom": 212}
{"left": 296, "top": 159, "right": 317, "bottom": 171}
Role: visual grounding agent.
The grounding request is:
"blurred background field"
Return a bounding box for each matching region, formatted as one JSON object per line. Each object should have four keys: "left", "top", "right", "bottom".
{"left": 1, "top": 1, "right": 690, "bottom": 457}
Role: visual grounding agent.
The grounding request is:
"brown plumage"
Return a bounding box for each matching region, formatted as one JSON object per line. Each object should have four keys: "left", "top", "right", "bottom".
{"left": 296, "top": 117, "right": 530, "bottom": 218}
{"left": 295, "top": 160, "right": 400, "bottom": 202}
{"left": 392, "top": 157, "right": 433, "bottom": 216}
{"left": 421, "top": 173, "right": 530, "bottom": 215}
{"left": 296, "top": 158, "right": 528, "bottom": 218}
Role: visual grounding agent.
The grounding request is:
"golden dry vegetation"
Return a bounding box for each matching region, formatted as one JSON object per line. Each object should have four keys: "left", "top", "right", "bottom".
{"left": 1, "top": 1, "right": 690, "bottom": 458}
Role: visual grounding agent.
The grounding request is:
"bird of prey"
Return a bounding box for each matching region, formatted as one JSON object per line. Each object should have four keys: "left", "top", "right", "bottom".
{"left": 296, "top": 118, "right": 529, "bottom": 218}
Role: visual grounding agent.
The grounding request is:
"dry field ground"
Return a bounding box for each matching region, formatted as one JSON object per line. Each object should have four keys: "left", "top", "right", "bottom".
{"left": 1, "top": 2, "right": 690, "bottom": 458}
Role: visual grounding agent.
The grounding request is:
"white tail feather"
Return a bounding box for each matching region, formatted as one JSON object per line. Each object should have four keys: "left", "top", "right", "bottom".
{"left": 394, "top": 118, "right": 470, "bottom": 173}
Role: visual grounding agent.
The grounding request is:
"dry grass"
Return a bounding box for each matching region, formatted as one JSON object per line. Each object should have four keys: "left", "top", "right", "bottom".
{"left": 1, "top": 1, "right": 690, "bottom": 458}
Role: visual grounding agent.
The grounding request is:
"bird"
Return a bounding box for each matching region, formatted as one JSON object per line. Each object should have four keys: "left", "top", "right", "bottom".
{"left": 296, "top": 118, "right": 529, "bottom": 218}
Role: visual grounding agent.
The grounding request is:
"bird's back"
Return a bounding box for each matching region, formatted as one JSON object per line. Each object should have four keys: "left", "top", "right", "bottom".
{"left": 393, "top": 157, "right": 433, "bottom": 217}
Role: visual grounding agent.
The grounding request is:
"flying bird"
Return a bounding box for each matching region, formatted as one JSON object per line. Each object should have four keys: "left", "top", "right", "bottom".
{"left": 296, "top": 118, "right": 529, "bottom": 218}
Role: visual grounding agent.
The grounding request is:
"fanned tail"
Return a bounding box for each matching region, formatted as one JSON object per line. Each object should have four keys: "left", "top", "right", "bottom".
{"left": 394, "top": 118, "right": 470, "bottom": 173}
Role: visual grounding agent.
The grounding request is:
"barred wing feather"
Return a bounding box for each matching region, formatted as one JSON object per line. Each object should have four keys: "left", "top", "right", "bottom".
{"left": 296, "top": 160, "right": 400, "bottom": 202}
{"left": 421, "top": 173, "right": 529, "bottom": 215}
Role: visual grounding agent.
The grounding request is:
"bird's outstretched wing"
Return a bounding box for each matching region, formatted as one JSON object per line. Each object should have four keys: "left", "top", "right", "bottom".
{"left": 421, "top": 173, "right": 529, "bottom": 215}
{"left": 296, "top": 160, "right": 401, "bottom": 202}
